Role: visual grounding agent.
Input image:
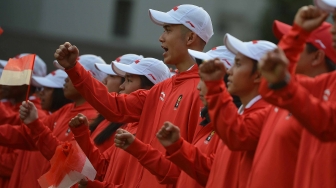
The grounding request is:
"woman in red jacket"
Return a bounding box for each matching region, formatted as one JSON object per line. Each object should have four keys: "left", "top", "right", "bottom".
{"left": 21, "top": 57, "right": 171, "bottom": 188}
{"left": 0, "top": 55, "right": 105, "bottom": 188}
{"left": 88, "top": 54, "right": 144, "bottom": 152}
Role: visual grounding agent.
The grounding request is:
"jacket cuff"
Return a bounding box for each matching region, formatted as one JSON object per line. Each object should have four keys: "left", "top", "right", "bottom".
{"left": 125, "top": 137, "right": 148, "bottom": 160}
{"left": 70, "top": 125, "right": 90, "bottom": 137}
{"left": 164, "top": 137, "right": 184, "bottom": 156}
{"left": 25, "top": 119, "right": 46, "bottom": 136}
{"left": 205, "top": 80, "right": 226, "bottom": 95}
{"left": 65, "top": 61, "right": 88, "bottom": 85}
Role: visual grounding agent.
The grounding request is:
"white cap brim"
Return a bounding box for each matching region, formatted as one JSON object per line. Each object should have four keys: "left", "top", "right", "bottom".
{"left": 53, "top": 60, "right": 65, "bottom": 70}
{"left": 111, "top": 62, "right": 142, "bottom": 77}
{"left": 95, "top": 63, "right": 117, "bottom": 75}
{"left": 32, "top": 76, "right": 63, "bottom": 88}
{"left": 224, "top": 34, "right": 253, "bottom": 60}
{"left": 188, "top": 49, "right": 212, "bottom": 60}
{"left": 149, "top": 9, "right": 180, "bottom": 26}
{"left": 315, "top": 0, "right": 336, "bottom": 12}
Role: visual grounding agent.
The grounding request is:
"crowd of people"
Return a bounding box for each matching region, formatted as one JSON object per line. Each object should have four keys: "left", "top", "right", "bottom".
{"left": 0, "top": 0, "right": 335, "bottom": 187}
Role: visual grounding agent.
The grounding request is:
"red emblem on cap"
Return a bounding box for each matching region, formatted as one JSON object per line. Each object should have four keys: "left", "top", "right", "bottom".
{"left": 148, "top": 74, "right": 156, "bottom": 80}
{"left": 51, "top": 71, "right": 56, "bottom": 76}
{"left": 173, "top": 6, "right": 179, "bottom": 11}
{"left": 211, "top": 47, "right": 217, "bottom": 50}
{"left": 134, "top": 59, "right": 140, "bottom": 64}
{"left": 186, "top": 21, "right": 195, "bottom": 28}
{"left": 116, "top": 56, "right": 121, "bottom": 62}
{"left": 223, "top": 59, "right": 231, "bottom": 66}
{"left": 252, "top": 40, "right": 258, "bottom": 44}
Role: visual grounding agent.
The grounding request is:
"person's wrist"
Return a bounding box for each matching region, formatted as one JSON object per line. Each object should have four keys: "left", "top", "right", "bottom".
{"left": 268, "top": 73, "right": 291, "bottom": 90}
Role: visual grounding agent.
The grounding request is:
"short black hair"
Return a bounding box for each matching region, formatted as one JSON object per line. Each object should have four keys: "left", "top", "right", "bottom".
{"left": 251, "top": 59, "right": 258, "bottom": 75}
{"left": 139, "top": 75, "right": 154, "bottom": 89}
{"left": 306, "top": 43, "right": 336, "bottom": 72}
{"left": 49, "top": 88, "right": 72, "bottom": 112}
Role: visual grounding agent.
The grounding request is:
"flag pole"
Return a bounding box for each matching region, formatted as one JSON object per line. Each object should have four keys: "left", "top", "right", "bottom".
{"left": 25, "top": 54, "right": 36, "bottom": 102}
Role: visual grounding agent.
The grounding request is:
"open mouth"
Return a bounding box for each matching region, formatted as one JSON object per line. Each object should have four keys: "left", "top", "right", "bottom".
{"left": 161, "top": 46, "right": 168, "bottom": 53}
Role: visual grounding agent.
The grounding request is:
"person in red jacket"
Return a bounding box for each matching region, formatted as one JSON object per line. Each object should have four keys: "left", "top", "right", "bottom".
{"left": 0, "top": 55, "right": 104, "bottom": 187}
{"left": 201, "top": 6, "right": 329, "bottom": 188}
{"left": 3, "top": 69, "right": 72, "bottom": 188}
{"left": 89, "top": 54, "right": 144, "bottom": 152}
{"left": 54, "top": 4, "right": 213, "bottom": 188}
{"left": 151, "top": 46, "right": 235, "bottom": 188}
{"left": 257, "top": 3, "right": 336, "bottom": 187}
{"left": 0, "top": 54, "right": 48, "bottom": 188}
{"left": 68, "top": 57, "right": 170, "bottom": 188}
{"left": 195, "top": 35, "right": 275, "bottom": 188}
{"left": 272, "top": 20, "right": 336, "bottom": 77}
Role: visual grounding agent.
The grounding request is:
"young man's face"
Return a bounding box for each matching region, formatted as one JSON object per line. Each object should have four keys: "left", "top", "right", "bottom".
{"left": 227, "top": 52, "right": 259, "bottom": 97}
{"left": 63, "top": 77, "right": 81, "bottom": 100}
{"left": 119, "top": 74, "right": 142, "bottom": 94}
{"left": 295, "top": 43, "right": 321, "bottom": 75}
{"left": 102, "top": 75, "right": 123, "bottom": 93}
{"left": 40, "top": 87, "right": 54, "bottom": 111}
{"left": 159, "top": 24, "right": 189, "bottom": 65}
{"left": 197, "top": 78, "right": 208, "bottom": 106}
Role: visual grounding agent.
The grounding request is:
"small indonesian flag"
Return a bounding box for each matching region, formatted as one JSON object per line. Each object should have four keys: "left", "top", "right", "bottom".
{"left": 38, "top": 141, "right": 97, "bottom": 188}
{"left": 0, "top": 54, "right": 36, "bottom": 85}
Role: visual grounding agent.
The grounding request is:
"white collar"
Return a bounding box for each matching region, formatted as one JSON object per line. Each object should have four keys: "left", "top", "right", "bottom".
{"left": 238, "top": 95, "right": 262, "bottom": 115}
{"left": 187, "top": 64, "right": 195, "bottom": 71}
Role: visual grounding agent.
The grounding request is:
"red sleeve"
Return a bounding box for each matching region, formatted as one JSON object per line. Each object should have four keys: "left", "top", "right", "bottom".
{"left": 0, "top": 149, "right": 18, "bottom": 177}
{"left": 164, "top": 136, "right": 219, "bottom": 186}
{"left": 259, "top": 73, "right": 336, "bottom": 141}
{"left": 278, "top": 23, "right": 310, "bottom": 74}
{"left": 125, "top": 138, "right": 181, "bottom": 184}
{"left": 65, "top": 62, "right": 147, "bottom": 123}
{"left": 205, "top": 80, "right": 269, "bottom": 150}
{"left": 86, "top": 180, "right": 123, "bottom": 188}
{"left": 0, "top": 104, "right": 22, "bottom": 125}
{"left": 0, "top": 124, "right": 37, "bottom": 150}
{"left": 259, "top": 23, "right": 336, "bottom": 141}
{"left": 71, "top": 125, "right": 110, "bottom": 181}
{"left": 25, "top": 119, "right": 63, "bottom": 160}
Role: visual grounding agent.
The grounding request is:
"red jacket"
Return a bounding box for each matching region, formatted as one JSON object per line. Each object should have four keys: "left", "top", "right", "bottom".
{"left": 205, "top": 80, "right": 269, "bottom": 188}
{"left": 242, "top": 24, "right": 311, "bottom": 188}
{"left": 164, "top": 122, "right": 220, "bottom": 187}
{"left": 0, "top": 97, "right": 47, "bottom": 188}
{"left": 66, "top": 63, "right": 202, "bottom": 187}
{"left": 0, "top": 102, "right": 96, "bottom": 188}
{"left": 259, "top": 25, "right": 336, "bottom": 188}
{"left": 90, "top": 119, "right": 116, "bottom": 152}
{"left": 71, "top": 122, "right": 137, "bottom": 188}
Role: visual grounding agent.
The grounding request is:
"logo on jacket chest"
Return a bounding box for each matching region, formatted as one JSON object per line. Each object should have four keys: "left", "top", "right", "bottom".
{"left": 65, "top": 128, "right": 71, "bottom": 136}
{"left": 160, "top": 92, "right": 166, "bottom": 101}
{"left": 204, "top": 131, "right": 215, "bottom": 144}
{"left": 174, "top": 95, "right": 183, "bottom": 110}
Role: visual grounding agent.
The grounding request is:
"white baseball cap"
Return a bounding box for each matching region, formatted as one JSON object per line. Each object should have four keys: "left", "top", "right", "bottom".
{"left": 54, "top": 54, "right": 107, "bottom": 82}
{"left": 0, "top": 54, "right": 47, "bottom": 77}
{"left": 32, "top": 69, "right": 67, "bottom": 88}
{"left": 315, "top": 0, "right": 336, "bottom": 13}
{"left": 149, "top": 4, "right": 214, "bottom": 43}
{"left": 188, "top": 46, "right": 235, "bottom": 69}
{"left": 95, "top": 54, "right": 144, "bottom": 75}
{"left": 224, "top": 34, "right": 277, "bottom": 61}
{"left": 112, "top": 58, "right": 171, "bottom": 84}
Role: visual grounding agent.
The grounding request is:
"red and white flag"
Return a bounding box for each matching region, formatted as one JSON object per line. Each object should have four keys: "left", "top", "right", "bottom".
{"left": 38, "top": 141, "right": 97, "bottom": 188}
{"left": 0, "top": 54, "right": 35, "bottom": 85}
